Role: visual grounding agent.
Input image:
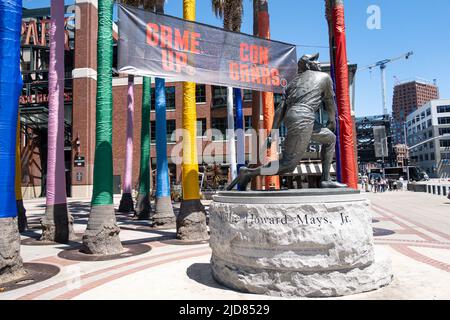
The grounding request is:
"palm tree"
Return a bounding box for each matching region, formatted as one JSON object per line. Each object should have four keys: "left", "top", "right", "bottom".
{"left": 118, "top": 74, "right": 135, "bottom": 213}
{"left": 82, "top": 0, "right": 123, "bottom": 255}
{"left": 255, "top": 0, "right": 279, "bottom": 190}
{"left": 41, "top": 0, "right": 75, "bottom": 243}
{"left": 0, "top": 0, "right": 26, "bottom": 284}
{"left": 16, "top": 118, "right": 27, "bottom": 232}
{"left": 134, "top": 76, "right": 152, "bottom": 220}
{"left": 211, "top": 0, "right": 244, "bottom": 185}
{"left": 325, "top": 0, "right": 358, "bottom": 189}
{"left": 152, "top": 0, "right": 176, "bottom": 226}
{"left": 117, "top": 0, "right": 146, "bottom": 217}
{"left": 251, "top": 0, "right": 262, "bottom": 191}
{"left": 177, "top": 0, "right": 209, "bottom": 241}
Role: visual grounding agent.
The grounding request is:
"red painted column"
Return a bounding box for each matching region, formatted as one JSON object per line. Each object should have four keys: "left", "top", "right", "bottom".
{"left": 331, "top": 0, "right": 358, "bottom": 189}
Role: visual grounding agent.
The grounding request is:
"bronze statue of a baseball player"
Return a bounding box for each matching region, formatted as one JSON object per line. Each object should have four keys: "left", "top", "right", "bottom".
{"left": 227, "top": 53, "right": 347, "bottom": 190}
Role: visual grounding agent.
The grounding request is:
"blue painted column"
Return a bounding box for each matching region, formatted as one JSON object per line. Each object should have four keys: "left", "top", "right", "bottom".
{"left": 154, "top": 77, "right": 175, "bottom": 226}
{"left": 234, "top": 88, "right": 245, "bottom": 190}
{"left": 0, "top": 0, "right": 22, "bottom": 218}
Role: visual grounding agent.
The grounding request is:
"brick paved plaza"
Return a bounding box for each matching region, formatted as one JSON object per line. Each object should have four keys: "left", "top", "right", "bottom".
{"left": 1, "top": 190, "right": 449, "bottom": 300}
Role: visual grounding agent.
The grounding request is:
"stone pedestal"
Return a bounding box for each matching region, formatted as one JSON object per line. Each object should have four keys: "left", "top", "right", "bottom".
{"left": 209, "top": 189, "right": 393, "bottom": 297}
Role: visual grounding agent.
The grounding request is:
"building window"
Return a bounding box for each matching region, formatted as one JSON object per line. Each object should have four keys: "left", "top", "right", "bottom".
{"left": 243, "top": 90, "right": 252, "bottom": 101}
{"left": 151, "top": 86, "right": 176, "bottom": 110}
{"left": 430, "top": 141, "right": 434, "bottom": 149}
{"left": 437, "top": 105, "right": 450, "bottom": 113}
{"left": 440, "top": 140, "right": 450, "bottom": 148}
{"left": 196, "top": 85, "right": 206, "bottom": 104}
{"left": 212, "top": 86, "right": 227, "bottom": 107}
{"left": 211, "top": 117, "right": 227, "bottom": 140}
{"left": 438, "top": 117, "right": 450, "bottom": 125}
{"left": 431, "top": 153, "right": 435, "bottom": 161}
{"left": 197, "top": 118, "right": 207, "bottom": 137}
{"left": 150, "top": 119, "right": 176, "bottom": 143}
{"left": 424, "top": 154, "right": 429, "bottom": 161}
{"left": 421, "top": 111, "right": 425, "bottom": 120}
{"left": 244, "top": 116, "right": 252, "bottom": 131}
{"left": 426, "top": 108, "right": 431, "bottom": 116}
{"left": 427, "top": 119, "right": 432, "bottom": 127}
{"left": 439, "top": 128, "right": 450, "bottom": 136}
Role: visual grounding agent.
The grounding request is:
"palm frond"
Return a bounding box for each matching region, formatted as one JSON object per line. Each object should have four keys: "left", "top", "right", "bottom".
{"left": 212, "top": 0, "right": 225, "bottom": 19}
{"left": 212, "top": 0, "right": 243, "bottom": 31}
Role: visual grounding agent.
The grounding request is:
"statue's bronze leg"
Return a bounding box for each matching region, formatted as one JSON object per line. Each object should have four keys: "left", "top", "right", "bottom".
{"left": 311, "top": 128, "right": 336, "bottom": 182}
{"left": 311, "top": 128, "right": 347, "bottom": 189}
{"left": 226, "top": 122, "right": 314, "bottom": 191}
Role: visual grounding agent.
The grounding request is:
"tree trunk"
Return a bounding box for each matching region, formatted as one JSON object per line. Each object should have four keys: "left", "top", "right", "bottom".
{"left": 154, "top": 77, "right": 175, "bottom": 226}
{"left": 178, "top": 0, "right": 209, "bottom": 241}
{"left": 251, "top": 0, "right": 262, "bottom": 190}
{"left": 41, "top": 0, "right": 75, "bottom": 243}
{"left": 135, "top": 76, "right": 152, "bottom": 220}
{"left": 16, "top": 118, "right": 27, "bottom": 232}
{"left": 328, "top": 0, "right": 358, "bottom": 189}
{"left": 257, "top": 0, "right": 279, "bottom": 190}
{"left": 82, "top": 0, "right": 123, "bottom": 255}
{"left": 325, "top": 0, "right": 343, "bottom": 183}
{"left": 0, "top": 0, "right": 26, "bottom": 283}
{"left": 152, "top": 2, "right": 175, "bottom": 227}
{"left": 227, "top": 87, "right": 237, "bottom": 181}
{"left": 118, "top": 75, "right": 135, "bottom": 213}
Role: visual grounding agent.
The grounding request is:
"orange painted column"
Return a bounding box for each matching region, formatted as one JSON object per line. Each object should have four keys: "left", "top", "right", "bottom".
{"left": 258, "top": 7, "right": 280, "bottom": 190}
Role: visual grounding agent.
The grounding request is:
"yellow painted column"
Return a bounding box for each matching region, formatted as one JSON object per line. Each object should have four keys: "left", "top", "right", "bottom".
{"left": 181, "top": 0, "right": 200, "bottom": 201}
{"left": 15, "top": 117, "right": 22, "bottom": 202}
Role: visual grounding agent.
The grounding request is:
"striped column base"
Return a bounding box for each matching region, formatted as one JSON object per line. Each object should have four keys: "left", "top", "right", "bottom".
{"left": 177, "top": 199, "right": 209, "bottom": 241}
{"left": 0, "top": 217, "right": 26, "bottom": 285}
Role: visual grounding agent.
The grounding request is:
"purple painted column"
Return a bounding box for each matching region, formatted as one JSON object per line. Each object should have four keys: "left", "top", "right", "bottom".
{"left": 123, "top": 75, "right": 134, "bottom": 194}
{"left": 119, "top": 75, "right": 135, "bottom": 213}
{"left": 46, "top": 0, "right": 66, "bottom": 207}
{"left": 41, "top": 0, "right": 74, "bottom": 243}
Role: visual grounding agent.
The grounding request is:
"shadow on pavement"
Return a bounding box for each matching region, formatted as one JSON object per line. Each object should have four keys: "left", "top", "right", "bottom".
{"left": 186, "top": 263, "right": 235, "bottom": 292}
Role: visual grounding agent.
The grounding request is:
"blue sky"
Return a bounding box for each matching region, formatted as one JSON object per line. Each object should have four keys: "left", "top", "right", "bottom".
{"left": 25, "top": 0, "right": 450, "bottom": 117}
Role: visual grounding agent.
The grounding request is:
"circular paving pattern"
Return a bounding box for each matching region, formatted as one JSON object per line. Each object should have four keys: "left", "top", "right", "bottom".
{"left": 57, "top": 243, "right": 151, "bottom": 262}
{"left": 161, "top": 238, "right": 210, "bottom": 246}
{"left": 21, "top": 233, "right": 83, "bottom": 246}
{"left": 0, "top": 263, "right": 60, "bottom": 292}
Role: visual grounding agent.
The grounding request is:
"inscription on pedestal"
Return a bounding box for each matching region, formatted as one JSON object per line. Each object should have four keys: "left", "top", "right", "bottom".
{"left": 216, "top": 212, "right": 352, "bottom": 227}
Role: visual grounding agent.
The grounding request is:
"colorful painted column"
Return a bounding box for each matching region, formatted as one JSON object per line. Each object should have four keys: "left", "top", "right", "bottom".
{"left": 329, "top": 0, "right": 358, "bottom": 189}
{"left": 118, "top": 75, "right": 135, "bottom": 213}
{"left": 83, "top": 0, "right": 123, "bottom": 255}
{"left": 135, "top": 77, "right": 152, "bottom": 220}
{"left": 154, "top": 77, "right": 176, "bottom": 226}
{"left": 0, "top": 0, "right": 26, "bottom": 284}
{"left": 41, "top": 0, "right": 75, "bottom": 243}
{"left": 177, "top": 0, "right": 208, "bottom": 241}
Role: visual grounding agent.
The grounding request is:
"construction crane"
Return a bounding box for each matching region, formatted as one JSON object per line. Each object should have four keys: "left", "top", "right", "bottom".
{"left": 359, "top": 51, "right": 414, "bottom": 116}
